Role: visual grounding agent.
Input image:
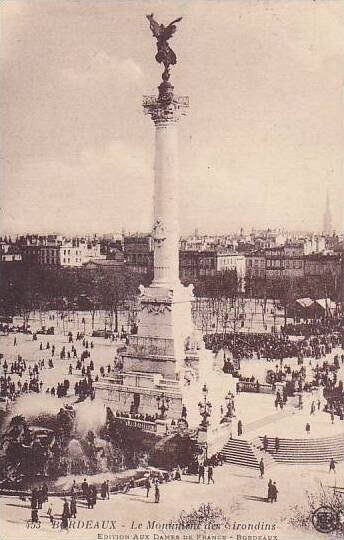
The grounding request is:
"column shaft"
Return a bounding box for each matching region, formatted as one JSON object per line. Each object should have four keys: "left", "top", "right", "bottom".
{"left": 152, "top": 121, "right": 180, "bottom": 287}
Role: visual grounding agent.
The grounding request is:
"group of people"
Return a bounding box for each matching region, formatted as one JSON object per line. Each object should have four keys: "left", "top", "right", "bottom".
{"left": 46, "top": 378, "right": 70, "bottom": 398}
{"left": 282, "top": 319, "right": 343, "bottom": 338}
{"left": 0, "top": 357, "right": 45, "bottom": 399}
{"left": 197, "top": 463, "right": 215, "bottom": 484}
{"left": 206, "top": 328, "right": 343, "bottom": 365}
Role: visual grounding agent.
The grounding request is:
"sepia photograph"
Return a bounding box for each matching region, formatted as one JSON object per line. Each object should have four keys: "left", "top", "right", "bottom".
{"left": 0, "top": 1, "right": 343, "bottom": 539}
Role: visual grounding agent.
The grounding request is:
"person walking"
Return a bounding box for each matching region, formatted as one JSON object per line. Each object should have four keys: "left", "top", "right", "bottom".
{"left": 87, "top": 486, "right": 94, "bottom": 509}
{"left": 81, "top": 478, "right": 88, "bottom": 500}
{"left": 267, "top": 479, "right": 273, "bottom": 503}
{"left": 271, "top": 482, "right": 278, "bottom": 503}
{"left": 70, "top": 495, "right": 77, "bottom": 519}
{"left": 91, "top": 485, "right": 97, "bottom": 507}
{"left": 329, "top": 458, "right": 336, "bottom": 474}
{"left": 144, "top": 477, "right": 151, "bottom": 497}
{"left": 154, "top": 482, "right": 160, "bottom": 503}
{"left": 47, "top": 502, "right": 54, "bottom": 524}
{"left": 101, "top": 481, "right": 107, "bottom": 500}
{"left": 61, "top": 499, "right": 70, "bottom": 529}
{"left": 70, "top": 480, "right": 77, "bottom": 496}
{"left": 198, "top": 464, "right": 205, "bottom": 484}
{"left": 263, "top": 435, "right": 268, "bottom": 452}
{"left": 330, "top": 411, "right": 335, "bottom": 424}
{"left": 305, "top": 422, "right": 311, "bottom": 435}
{"left": 207, "top": 465, "right": 214, "bottom": 484}
{"left": 237, "top": 420, "right": 243, "bottom": 436}
{"left": 259, "top": 458, "right": 265, "bottom": 478}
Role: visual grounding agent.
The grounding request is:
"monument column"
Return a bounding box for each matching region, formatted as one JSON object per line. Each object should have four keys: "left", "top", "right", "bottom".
{"left": 144, "top": 87, "right": 188, "bottom": 288}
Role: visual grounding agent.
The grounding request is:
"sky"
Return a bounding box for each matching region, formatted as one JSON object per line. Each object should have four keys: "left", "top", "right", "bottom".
{"left": 1, "top": 0, "right": 344, "bottom": 235}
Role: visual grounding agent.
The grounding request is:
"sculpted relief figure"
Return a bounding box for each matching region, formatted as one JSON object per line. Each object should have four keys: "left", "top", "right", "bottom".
{"left": 152, "top": 218, "right": 166, "bottom": 246}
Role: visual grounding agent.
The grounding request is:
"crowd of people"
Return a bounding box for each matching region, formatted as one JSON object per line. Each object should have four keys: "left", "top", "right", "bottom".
{"left": 0, "top": 329, "right": 114, "bottom": 402}
{"left": 282, "top": 319, "right": 343, "bottom": 338}
{"left": 206, "top": 329, "right": 343, "bottom": 364}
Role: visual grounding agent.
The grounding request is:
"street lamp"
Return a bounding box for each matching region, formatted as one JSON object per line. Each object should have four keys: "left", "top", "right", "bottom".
{"left": 224, "top": 390, "right": 236, "bottom": 419}
{"left": 198, "top": 383, "right": 212, "bottom": 428}
{"left": 156, "top": 393, "right": 170, "bottom": 420}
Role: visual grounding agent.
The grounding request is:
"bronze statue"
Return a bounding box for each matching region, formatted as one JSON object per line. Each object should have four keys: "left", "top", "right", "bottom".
{"left": 146, "top": 14, "right": 182, "bottom": 82}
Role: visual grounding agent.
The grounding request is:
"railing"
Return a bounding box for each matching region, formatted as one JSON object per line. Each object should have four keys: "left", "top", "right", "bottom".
{"left": 237, "top": 381, "right": 275, "bottom": 394}
{"left": 115, "top": 416, "right": 157, "bottom": 433}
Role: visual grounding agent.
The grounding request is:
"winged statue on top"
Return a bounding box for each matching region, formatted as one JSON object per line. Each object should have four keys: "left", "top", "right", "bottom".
{"left": 146, "top": 14, "right": 183, "bottom": 82}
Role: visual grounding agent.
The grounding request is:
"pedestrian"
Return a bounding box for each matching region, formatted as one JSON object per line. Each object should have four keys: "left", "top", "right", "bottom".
{"left": 91, "top": 485, "right": 97, "bottom": 507}
{"left": 70, "top": 479, "right": 77, "bottom": 496}
{"left": 267, "top": 479, "right": 273, "bottom": 503}
{"left": 271, "top": 482, "right": 278, "bottom": 502}
{"left": 175, "top": 466, "right": 182, "bottom": 480}
{"left": 61, "top": 499, "right": 70, "bottom": 529}
{"left": 306, "top": 422, "right": 311, "bottom": 435}
{"left": 47, "top": 502, "right": 54, "bottom": 524}
{"left": 87, "top": 486, "right": 93, "bottom": 509}
{"left": 329, "top": 458, "right": 336, "bottom": 474}
{"left": 101, "top": 481, "right": 108, "bottom": 500}
{"left": 70, "top": 495, "right": 77, "bottom": 518}
{"left": 145, "top": 477, "right": 151, "bottom": 497}
{"left": 259, "top": 458, "right": 265, "bottom": 478}
{"left": 207, "top": 465, "right": 214, "bottom": 484}
{"left": 263, "top": 434, "right": 268, "bottom": 452}
{"left": 81, "top": 478, "right": 88, "bottom": 499}
{"left": 154, "top": 482, "right": 160, "bottom": 503}
{"left": 237, "top": 419, "right": 243, "bottom": 436}
{"left": 198, "top": 464, "right": 205, "bottom": 484}
{"left": 331, "top": 412, "right": 335, "bottom": 424}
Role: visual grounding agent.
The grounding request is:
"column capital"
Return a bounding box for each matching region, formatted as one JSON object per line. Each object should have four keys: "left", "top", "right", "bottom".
{"left": 143, "top": 94, "right": 189, "bottom": 126}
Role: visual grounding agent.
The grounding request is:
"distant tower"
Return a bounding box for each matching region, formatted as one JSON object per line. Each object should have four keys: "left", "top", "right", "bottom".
{"left": 323, "top": 190, "right": 332, "bottom": 234}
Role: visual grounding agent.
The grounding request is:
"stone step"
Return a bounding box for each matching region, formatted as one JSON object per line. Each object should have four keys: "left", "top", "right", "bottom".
{"left": 255, "top": 435, "right": 344, "bottom": 464}
{"left": 221, "top": 438, "right": 274, "bottom": 469}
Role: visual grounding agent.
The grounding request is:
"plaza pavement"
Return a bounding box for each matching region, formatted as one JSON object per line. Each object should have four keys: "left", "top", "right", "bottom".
{"left": 1, "top": 459, "right": 342, "bottom": 540}
{"left": 1, "top": 317, "right": 343, "bottom": 540}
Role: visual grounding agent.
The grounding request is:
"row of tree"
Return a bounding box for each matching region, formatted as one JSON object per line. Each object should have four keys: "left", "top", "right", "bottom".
{"left": 0, "top": 264, "right": 141, "bottom": 332}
